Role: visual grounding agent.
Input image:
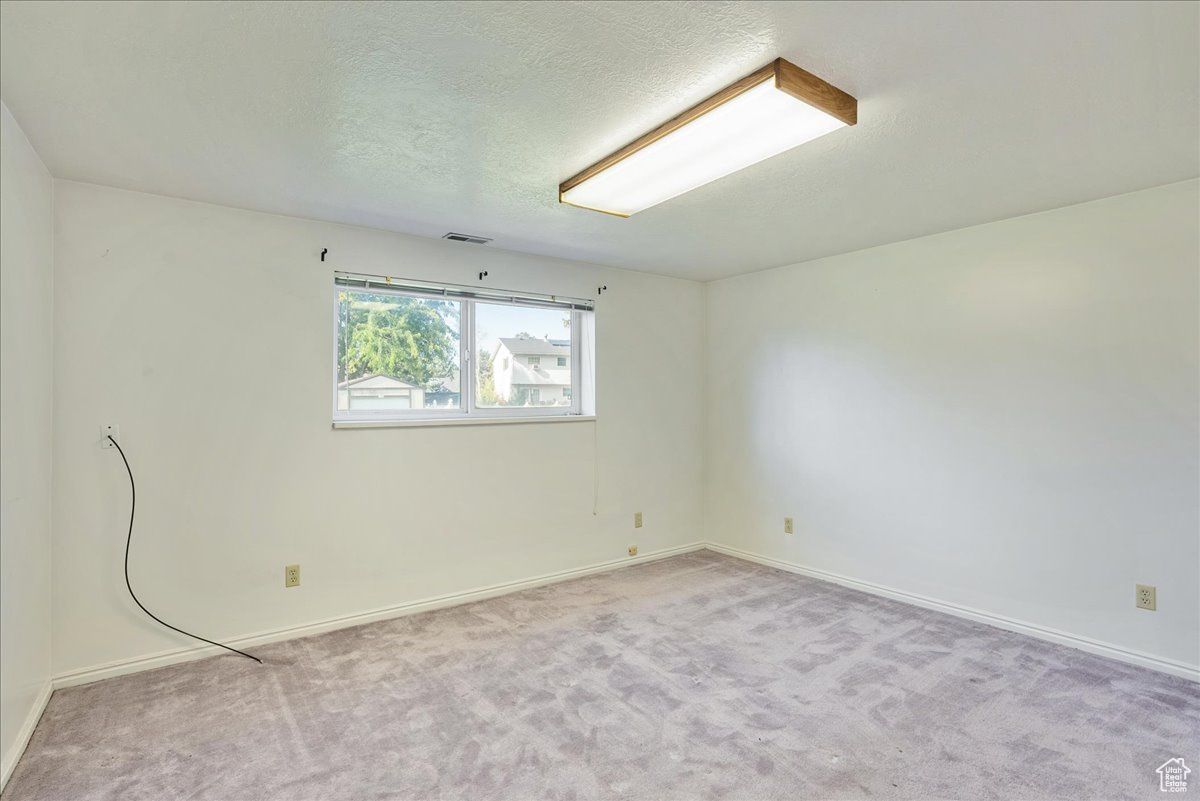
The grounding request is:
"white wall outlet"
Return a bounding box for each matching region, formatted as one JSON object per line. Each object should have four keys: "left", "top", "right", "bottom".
{"left": 1136, "top": 584, "right": 1156, "bottom": 611}
{"left": 285, "top": 564, "right": 300, "bottom": 588}
{"left": 100, "top": 424, "right": 120, "bottom": 448}
{"left": 628, "top": 545, "right": 638, "bottom": 557}
{"left": 784, "top": 517, "right": 794, "bottom": 534}
{"left": 633, "top": 512, "right": 643, "bottom": 528}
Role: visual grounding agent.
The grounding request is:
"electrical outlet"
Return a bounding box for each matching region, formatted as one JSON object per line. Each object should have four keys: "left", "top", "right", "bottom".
{"left": 285, "top": 564, "right": 300, "bottom": 588}
{"left": 628, "top": 545, "right": 638, "bottom": 557}
{"left": 634, "top": 512, "right": 643, "bottom": 528}
{"left": 100, "top": 424, "right": 120, "bottom": 448}
{"left": 1136, "top": 584, "right": 1156, "bottom": 611}
{"left": 784, "top": 517, "right": 794, "bottom": 534}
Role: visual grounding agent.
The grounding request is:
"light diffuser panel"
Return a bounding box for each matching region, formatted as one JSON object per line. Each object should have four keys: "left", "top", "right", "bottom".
{"left": 559, "top": 59, "right": 857, "bottom": 217}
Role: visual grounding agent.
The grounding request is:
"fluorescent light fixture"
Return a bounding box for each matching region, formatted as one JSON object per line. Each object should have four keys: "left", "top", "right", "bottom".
{"left": 559, "top": 58, "right": 857, "bottom": 217}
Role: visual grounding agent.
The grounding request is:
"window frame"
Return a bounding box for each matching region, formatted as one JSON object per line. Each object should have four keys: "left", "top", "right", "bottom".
{"left": 465, "top": 299, "right": 583, "bottom": 420}
{"left": 333, "top": 285, "right": 467, "bottom": 422}
{"left": 333, "top": 282, "right": 585, "bottom": 424}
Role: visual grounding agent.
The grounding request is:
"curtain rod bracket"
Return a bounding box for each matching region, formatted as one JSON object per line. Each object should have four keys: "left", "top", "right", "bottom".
{"left": 598, "top": 285, "right": 607, "bottom": 295}
{"left": 320, "top": 248, "right": 328, "bottom": 262}
{"left": 479, "top": 270, "right": 488, "bottom": 281}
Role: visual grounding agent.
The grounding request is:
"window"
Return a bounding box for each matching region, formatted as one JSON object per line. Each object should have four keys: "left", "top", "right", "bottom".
{"left": 334, "top": 273, "right": 592, "bottom": 423}
{"left": 474, "top": 301, "right": 575, "bottom": 411}
{"left": 335, "top": 292, "right": 461, "bottom": 414}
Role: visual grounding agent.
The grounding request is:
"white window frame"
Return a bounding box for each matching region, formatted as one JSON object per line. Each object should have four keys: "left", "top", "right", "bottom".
{"left": 333, "top": 275, "right": 589, "bottom": 425}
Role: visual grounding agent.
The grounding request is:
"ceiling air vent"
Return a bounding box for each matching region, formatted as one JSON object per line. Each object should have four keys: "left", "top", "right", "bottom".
{"left": 442, "top": 232, "right": 492, "bottom": 245}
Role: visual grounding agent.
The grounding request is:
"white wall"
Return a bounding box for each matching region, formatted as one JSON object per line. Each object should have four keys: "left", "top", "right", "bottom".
{"left": 706, "top": 180, "right": 1199, "bottom": 673}
{"left": 0, "top": 103, "right": 54, "bottom": 784}
{"left": 51, "top": 181, "right": 705, "bottom": 677}
{"left": 22, "top": 160, "right": 1200, "bottom": 695}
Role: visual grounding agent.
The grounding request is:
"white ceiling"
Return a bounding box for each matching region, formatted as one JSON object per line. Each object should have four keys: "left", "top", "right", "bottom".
{"left": 1, "top": 1, "right": 1196, "bottom": 281}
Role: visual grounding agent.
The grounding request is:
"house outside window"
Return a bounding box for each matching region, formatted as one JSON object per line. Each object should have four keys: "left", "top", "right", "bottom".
{"left": 334, "top": 272, "right": 593, "bottom": 424}
{"left": 486, "top": 333, "right": 575, "bottom": 411}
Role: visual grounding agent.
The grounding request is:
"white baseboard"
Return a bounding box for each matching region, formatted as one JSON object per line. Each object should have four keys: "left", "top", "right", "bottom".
{"left": 52, "top": 542, "right": 706, "bottom": 690}
{"left": 47, "top": 537, "right": 1198, "bottom": 693}
{"left": 1, "top": 680, "right": 52, "bottom": 791}
{"left": 705, "top": 542, "right": 1200, "bottom": 682}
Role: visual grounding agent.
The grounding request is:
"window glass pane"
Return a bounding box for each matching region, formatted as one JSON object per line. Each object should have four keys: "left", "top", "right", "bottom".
{"left": 475, "top": 302, "right": 572, "bottom": 408}
{"left": 336, "top": 290, "right": 461, "bottom": 412}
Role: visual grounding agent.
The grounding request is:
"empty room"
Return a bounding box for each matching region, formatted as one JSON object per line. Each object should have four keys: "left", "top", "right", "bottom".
{"left": 1, "top": 1, "right": 1197, "bottom": 799}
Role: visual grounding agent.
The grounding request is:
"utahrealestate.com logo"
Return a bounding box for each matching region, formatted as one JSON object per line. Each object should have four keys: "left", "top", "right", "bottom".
{"left": 1158, "top": 758, "right": 1190, "bottom": 793}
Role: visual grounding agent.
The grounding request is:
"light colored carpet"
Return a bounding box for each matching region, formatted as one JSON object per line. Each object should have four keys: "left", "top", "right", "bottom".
{"left": 3, "top": 551, "right": 1197, "bottom": 800}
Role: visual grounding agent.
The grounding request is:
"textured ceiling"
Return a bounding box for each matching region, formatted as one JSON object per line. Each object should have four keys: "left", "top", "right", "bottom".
{"left": 1, "top": 1, "right": 1197, "bottom": 280}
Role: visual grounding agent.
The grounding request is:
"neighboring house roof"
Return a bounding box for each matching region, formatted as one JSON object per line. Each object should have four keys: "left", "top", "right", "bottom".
{"left": 510, "top": 361, "right": 569, "bottom": 386}
{"left": 497, "top": 337, "right": 569, "bottom": 356}
{"left": 337, "top": 374, "right": 418, "bottom": 390}
{"left": 428, "top": 374, "right": 460, "bottom": 393}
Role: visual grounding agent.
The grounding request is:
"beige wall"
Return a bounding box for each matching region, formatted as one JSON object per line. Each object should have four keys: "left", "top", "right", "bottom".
{"left": 705, "top": 180, "right": 1200, "bottom": 675}
{"left": 50, "top": 180, "right": 706, "bottom": 678}
{"left": 0, "top": 103, "right": 54, "bottom": 786}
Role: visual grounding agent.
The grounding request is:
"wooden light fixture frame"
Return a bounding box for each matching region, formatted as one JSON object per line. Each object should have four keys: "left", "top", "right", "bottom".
{"left": 559, "top": 58, "right": 857, "bottom": 216}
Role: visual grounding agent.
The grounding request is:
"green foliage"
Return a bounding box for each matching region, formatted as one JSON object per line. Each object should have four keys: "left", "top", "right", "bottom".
{"left": 476, "top": 347, "right": 501, "bottom": 405}
{"left": 338, "top": 292, "right": 457, "bottom": 387}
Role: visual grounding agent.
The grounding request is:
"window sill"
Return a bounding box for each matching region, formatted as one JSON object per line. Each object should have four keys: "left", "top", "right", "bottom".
{"left": 332, "top": 415, "right": 596, "bottom": 430}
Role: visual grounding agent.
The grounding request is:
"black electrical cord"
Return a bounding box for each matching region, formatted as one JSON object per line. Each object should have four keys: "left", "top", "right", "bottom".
{"left": 108, "top": 435, "right": 263, "bottom": 664}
